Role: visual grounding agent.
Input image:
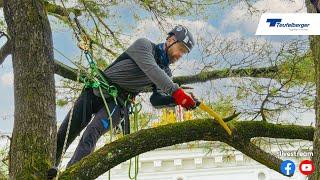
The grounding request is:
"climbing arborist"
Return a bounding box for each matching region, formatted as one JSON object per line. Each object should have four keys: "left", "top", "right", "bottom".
{"left": 55, "top": 25, "right": 196, "bottom": 167}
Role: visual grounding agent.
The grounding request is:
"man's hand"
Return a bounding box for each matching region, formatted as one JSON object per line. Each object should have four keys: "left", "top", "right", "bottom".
{"left": 172, "top": 88, "right": 196, "bottom": 110}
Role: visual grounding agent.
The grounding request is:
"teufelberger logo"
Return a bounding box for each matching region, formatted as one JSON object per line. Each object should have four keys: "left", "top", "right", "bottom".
{"left": 256, "top": 13, "right": 320, "bottom": 35}
{"left": 266, "top": 19, "right": 310, "bottom": 29}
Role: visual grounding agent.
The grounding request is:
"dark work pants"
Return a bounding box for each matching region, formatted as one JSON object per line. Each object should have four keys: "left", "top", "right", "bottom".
{"left": 56, "top": 88, "right": 122, "bottom": 167}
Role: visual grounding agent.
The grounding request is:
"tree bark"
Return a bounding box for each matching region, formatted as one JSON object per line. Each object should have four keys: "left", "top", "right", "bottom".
{"left": 306, "top": 0, "right": 320, "bottom": 179}
{"left": 310, "top": 35, "right": 320, "bottom": 179}
{"left": 58, "top": 120, "right": 314, "bottom": 179}
{"left": 3, "top": 0, "right": 56, "bottom": 178}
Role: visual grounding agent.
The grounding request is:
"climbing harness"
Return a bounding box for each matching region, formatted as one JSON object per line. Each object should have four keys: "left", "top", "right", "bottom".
{"left": 51, "top": 1, "right": 128, "bottom": 179}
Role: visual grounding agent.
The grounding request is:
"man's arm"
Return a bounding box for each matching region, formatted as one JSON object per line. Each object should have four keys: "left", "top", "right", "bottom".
{"left": 150, "top": 86, "right": 176, "bottom": 109}
{"left": 126, "top": 38, "right": 179, "bottom": 95}
{"left": 149, "top": 65, "right": 176, "bottom": 108}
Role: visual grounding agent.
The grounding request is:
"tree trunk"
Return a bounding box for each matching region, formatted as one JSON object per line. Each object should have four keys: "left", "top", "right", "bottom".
{"left": 306, "top": 0, "right": 320, "bottom": 179}
{"left": 3, "top": 0, "right": 56, "bottom": 178}
{"left": 309, "top": 30, "right": 320, "bottom": 180}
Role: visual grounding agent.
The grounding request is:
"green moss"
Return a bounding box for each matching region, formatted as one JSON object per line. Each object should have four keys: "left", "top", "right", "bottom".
{"left": 12, "top": 132, "right": 53, "bottom": 179}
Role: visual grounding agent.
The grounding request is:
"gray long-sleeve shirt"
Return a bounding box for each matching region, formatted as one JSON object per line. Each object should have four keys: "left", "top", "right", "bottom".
{"left": 103, "top": 38, "right": 179, "bottom": 95}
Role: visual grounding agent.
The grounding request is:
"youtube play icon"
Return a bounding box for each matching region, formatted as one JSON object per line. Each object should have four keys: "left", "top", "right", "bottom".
{"left": 299, "top": 160, "right": 315, "bottom": 176}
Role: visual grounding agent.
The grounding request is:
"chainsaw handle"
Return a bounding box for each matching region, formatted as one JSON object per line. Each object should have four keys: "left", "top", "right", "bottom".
{"left": 195, "top": 100, "right": 201, "bottom": 107}
{"left": 189, "top": 92, "right": 200, "bottom": 109}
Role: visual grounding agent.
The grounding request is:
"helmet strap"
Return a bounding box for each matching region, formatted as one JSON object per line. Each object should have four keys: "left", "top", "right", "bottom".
{"left": 165, "top": 40, "right": 177, "bottom": 53}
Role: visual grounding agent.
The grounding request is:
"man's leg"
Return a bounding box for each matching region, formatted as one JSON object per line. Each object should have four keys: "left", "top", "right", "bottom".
{"left": 66, "top": 100, "right": 122, "bottom": 167}
{"left": 56, "top": 88, "right": 103, "bottom": 165}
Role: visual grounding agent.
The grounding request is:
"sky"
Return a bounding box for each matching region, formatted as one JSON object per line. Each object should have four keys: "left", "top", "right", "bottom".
{"left": 0, "top": 0, "right": 314, "bottom": 134}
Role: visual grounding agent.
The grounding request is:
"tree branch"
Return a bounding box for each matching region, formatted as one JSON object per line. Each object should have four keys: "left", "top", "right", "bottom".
{"left": 0, "top": 134, "right": 11, "bottom": 140}
{"left": 222, "top": 111, "right": 240, "bottom": 122}
{"left": 54, "top": 60, "right": 86, "bottom": 81}
{"left": 0, "top": 1, "right": 82, "bottom": 17}
{"left": 58, "top": 120, "right": 313, "bottom": 179}
{"left": 233, "top": 121, "right": 314, "bottom": 140}
{"left": 227, "top": 139, "right": 283, "bottom": 176}
{"left": 54, "top": 61, "right": 280, "bottom": 86}
{"left": 173, "top": 66, "right": 279, "bottom": 85}
{"left": 43, "top": 1, "right": 82, "bottom": 17}
{"left": 0, "top": 40, "right": 12, "bottom": 65}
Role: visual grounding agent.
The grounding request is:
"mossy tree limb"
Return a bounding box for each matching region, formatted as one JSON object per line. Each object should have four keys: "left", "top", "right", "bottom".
{"left": 226, "top": 139, "right": 283, "bottom": 176}
{"left": 233, "top": 121, "right": 314, "bottom": 140}
{"left": 58, "top": 120, "right": 314, "bottom": 179}
{"left": 54, "top": 60, "right": 87, "bottom": 81}
{"left": 0, "top": 0, "right": 82, "bottom": 17}
{"left": 43, "top": 0, "right": 82, "bottom": 17}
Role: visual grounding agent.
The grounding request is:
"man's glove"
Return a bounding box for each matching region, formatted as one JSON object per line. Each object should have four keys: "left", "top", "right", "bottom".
{"left": 172, "top": 88, "right": 196, "bottom": 110}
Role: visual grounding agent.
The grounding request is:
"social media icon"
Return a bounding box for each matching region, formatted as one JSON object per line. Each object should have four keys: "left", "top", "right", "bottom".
{"left": 280, "top": 160, "right": 295, "bottom": 176}
{"left": 299, "top": 160, "right": 315, "bottom": 175}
